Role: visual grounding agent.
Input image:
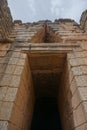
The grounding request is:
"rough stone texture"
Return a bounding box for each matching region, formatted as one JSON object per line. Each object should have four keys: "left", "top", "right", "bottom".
{"left": 0, "top": 1, "right": 87, "bottom": 130}
{"left": 80, "top": 10, "right": 87, "bottom": 32}
{"left": 0, "top": 0, "right": 13, "bottom": 42}
{"left": 0, "top": 52, "right": 35, "bottom": 130}
{"left": 9, "top": 23, "right": 45, "bottom": 43}
{"left": 48, "top": 20, "right": 87, "bottom": 44}
{"left": 58, "top": 61, "right": 74, "bottom": 130}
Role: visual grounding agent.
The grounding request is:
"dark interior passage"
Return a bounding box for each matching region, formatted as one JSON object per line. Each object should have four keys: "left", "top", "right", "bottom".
{"left": 31, "top": 97, "right": 62, "bottom": 130}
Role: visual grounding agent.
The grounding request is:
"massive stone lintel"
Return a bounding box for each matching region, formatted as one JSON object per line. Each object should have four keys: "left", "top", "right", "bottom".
{"left": 17, "top": 43, "right": 80, "bottom": 53}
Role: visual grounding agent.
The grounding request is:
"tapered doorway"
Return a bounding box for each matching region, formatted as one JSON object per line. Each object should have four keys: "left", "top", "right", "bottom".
{"left": 29, "top": 52, "right": 65, "bottom": 130}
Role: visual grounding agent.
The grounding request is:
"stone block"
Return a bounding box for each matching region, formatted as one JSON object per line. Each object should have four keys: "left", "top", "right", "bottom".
{"left": 12, "top": 52, "right": 21, "bottom": 58}
{"left": 20, "top": 53, "right": 27, "bottom": 59}
{"left": 0, "top": 64, "right": 7, "bottom": 74}
{"left": 72, "top": 89, "right": 81, "bottom": 109}
{"left": 10, "top": 75, "right": 21, "bottom": 87}
{"left": 4, "top": 88, "right": 18, "bottom": 102}
{"left": 0, "top": 51, "right": 7, "bottom": 57}
{"left": 6, "top": 51, "right": 12, "bottom": 57}
{"left": 0, "top": 87, "right": 7, "bottom": 101}
{"left": 0, "top": 121, "right": 8, "bottom": 130}
{"left": 0, "top": 74, "right": 12, "bottom": 86}
{"left": 8, "top": 58, "right": 18, "bottom": 65}
{"left": 75, "top": 75, "right": 87, "bottom": 87}
{"left": 73, "top": 103, "right": 86, "bottom": 127}
{"left": 67, "top": 52, "right": 75, "bottom": 59}
{"left": 75, "top": 123, "right": 87, "bottom": 130}
{"left": 14, "top": 66, "right": 24, "bottom": 75}
{"left": 0, "top": 57, "right": 9, "bottom": 64}
{"left": 17, "top": 58, "right": 26, "bottom": 66}
{"left": 5, "top": 65, "right": 16, "bottom": 74}
{"left": 78, "top": 87, "right": 87, "bottom": 101}
{"left": 69, "top": 57, "right": 87, "bottom": 67}
{"left": 0, "top": 44, "right": 11, "bottom": 51}
{"left": 0, "top": 102, "right": 14, "bottom": 120}
{"left": 81, "top": 42, "right": 87, "bottom": 50}
{"left": 71, "top": 66, "right": 87, "bottom": 76}
{"left": 68, "top": 51, "right": 87, "bottom": 59}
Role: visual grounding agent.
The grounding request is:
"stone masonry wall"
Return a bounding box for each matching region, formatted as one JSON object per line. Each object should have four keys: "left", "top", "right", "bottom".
{"left": 48, "top": 20, "right": 87, "bottom": 43}
{"left": 9, "top": 23, "right": 45, "bottom": 43}
{"left": 0, "top": 48, "right": 35, "bottom": 130}
{"left": 67, "top": 50, "right": 87, "bottom": 130}
{"left": 80, "top": 10, "right": 87, "bottom": 32}
{"left": 58, "top": 59, "right": 74, "bottom": 130}
{"left": 58, "top": 50, "right": 87, "bottom": 130}
{"left": 54, "top": 16, "right": 87, "bottom": 130}
{"left": 0, "top": 0, "right": 13, "bottom": 41}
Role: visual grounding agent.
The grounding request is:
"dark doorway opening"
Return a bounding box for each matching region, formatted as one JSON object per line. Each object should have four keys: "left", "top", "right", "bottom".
{"left": 31, "top": 97, "right": 62, "bottom": 130}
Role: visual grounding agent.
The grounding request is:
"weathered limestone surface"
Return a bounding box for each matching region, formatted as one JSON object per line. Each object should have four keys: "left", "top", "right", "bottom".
{"left": 48, "top": 20, "right": 87, "bottom": 43}
{"left": 0, "top": 49, "right": 35, "bottom": 129}
{"left": 0, "top": 0, "right": 13, "bottom": 41}
{"left": 80, "top": 10, "right": 87, "bottom": 32}
{"left": 9, "top": 22, "right": 45, "bottom": 43}
{"left": 0, "top": 0, "right": 87, "bottom": 130}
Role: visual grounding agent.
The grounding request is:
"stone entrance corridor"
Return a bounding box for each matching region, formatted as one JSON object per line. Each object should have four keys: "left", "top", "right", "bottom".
{"left": 28, "top": 51, "right": 66, "bottom": 130}
{"left": 1, "top": 1, "right": 87, "bottom": 129}
{"left": 27, "top": 44, "right": 81, "bottom": 130}
{"left": 28, "top": 51, "right": 68, "bottom": 130}
{"left": 31, "top": 98, "right": 62, "bottom": 130}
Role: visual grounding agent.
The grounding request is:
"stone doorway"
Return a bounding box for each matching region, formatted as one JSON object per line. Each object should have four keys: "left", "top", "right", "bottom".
{"left": 27, "top": 43, "right": 78, "bottom": 130}
{"left": 28, "top": 51, "right": 66, "bottom": 130}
